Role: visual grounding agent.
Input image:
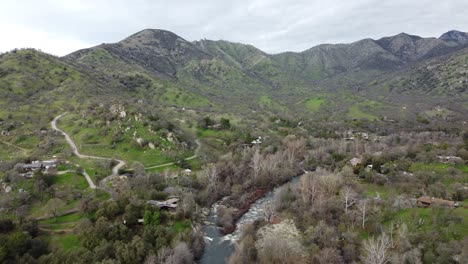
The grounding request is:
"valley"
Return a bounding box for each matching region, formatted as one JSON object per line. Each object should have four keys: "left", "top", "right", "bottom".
{"left": 0, "top": 28, "right": 467, "bottom": 264}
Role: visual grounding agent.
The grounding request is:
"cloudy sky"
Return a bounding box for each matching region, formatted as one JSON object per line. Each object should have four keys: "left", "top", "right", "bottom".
{"left": 1, "top": 0, "right": 467, "bottom": 56}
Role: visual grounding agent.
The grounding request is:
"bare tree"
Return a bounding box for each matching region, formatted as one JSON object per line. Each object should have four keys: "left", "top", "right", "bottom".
{"left": 362, "top": 233, "right": 392, "bottom": 264}
{"left": 165, "top": 242, "right": 193, "bottom": 264}
{"left": 358, "top": 198, "right": 368, "bottom": 229}
{"left": 300, "top": 174, "right": 320, "bottom": 206}
{"left": 262, "top": 153, "right": 280, "bottom": 175}
{"left": 262, "top": 203, "right": 275, "bottom": 223}
{"left": 163, "top": 168, "right": 170, "bottom": 185}
{"left": 200, "top": 164, "right": 219, "bottom": 194}
{"left": 283, "top": 137, "right": 306, "bottom": 168}
{"left": 228, "top": 234, "right": 256, "bottom": 264}
{"left": 341, "top": 186, "right": 357, "bottom": 215}
{"left": 181, "top": 192, "right": 195, "bottom": 218}
{"left": 250, "top": 147, "right": 262, "bottom": 180}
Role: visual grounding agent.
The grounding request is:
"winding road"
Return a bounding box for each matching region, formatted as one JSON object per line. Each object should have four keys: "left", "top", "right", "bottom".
{"left": 51, "top": 113, "right": 126, "bottom": 189}
{"left": 52, "top": 113, "right": 201, "bottom": 188}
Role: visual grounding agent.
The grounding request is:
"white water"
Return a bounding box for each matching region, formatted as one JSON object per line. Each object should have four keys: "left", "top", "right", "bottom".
{"left": 199, "top": 174, "right": 305, "bottom": 264}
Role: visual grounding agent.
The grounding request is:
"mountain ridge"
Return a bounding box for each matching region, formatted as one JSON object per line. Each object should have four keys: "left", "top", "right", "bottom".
{"left": 66, "top": 29, "right": 468, "bottom": 82}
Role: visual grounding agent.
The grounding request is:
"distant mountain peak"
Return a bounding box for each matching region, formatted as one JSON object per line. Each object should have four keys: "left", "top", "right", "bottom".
{"left": 439, "top": 30, "right": 468, "bottom": 44}
{"left": 121, "top": 28, "right": 188, "bottom": 47}
{"left": 127, "top": 28, "right": 180, "bottom": 39}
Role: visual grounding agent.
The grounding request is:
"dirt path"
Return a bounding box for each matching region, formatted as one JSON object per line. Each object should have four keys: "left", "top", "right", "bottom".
{"left": 0, "top": 140, "right": 30, "bottom": 154}
{"left": 38, "top": 227, "right": 74, "bottom": 233}
{"left": 52, "top": 112, "right": 199, "bottom": 179}
{"left": 51, "top": 113, "right": 126, "bottom": 189}
{"left": 145, "top": 139, "right": 201, "bottom": 170}
{"left": 35, "top": 208, "right": 80, "bottom": 221}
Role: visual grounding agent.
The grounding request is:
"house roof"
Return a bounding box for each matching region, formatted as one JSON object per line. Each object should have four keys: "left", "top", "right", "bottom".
{"left": 147, "top": 198, "right": 179, "bottom": 208}
{"left": 417, "top": 196, "right": 433, "bottom": 204}
{"left": 417, "top": 196, "right": 455, "bottom": 206}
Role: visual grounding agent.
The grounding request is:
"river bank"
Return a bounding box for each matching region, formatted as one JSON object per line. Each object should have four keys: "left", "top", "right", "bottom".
{"left": 199, "top": 173, "right": 307, "bottom": 263}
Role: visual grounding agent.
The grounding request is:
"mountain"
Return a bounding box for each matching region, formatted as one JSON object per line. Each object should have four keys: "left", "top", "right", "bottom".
{"left": 67, "top": 29, "right": 212, "bottom": 77}
{"left": 67, "top": 29, "right": 468, "bottom": 82}
{"left": 439, "top": 30, "right": 468, "bottom": 44}
{"left": 1, "top": 28, "right": 465, "bottom": 122}
{"left": 376, "top": 33, "right": 459, "bottom": 62}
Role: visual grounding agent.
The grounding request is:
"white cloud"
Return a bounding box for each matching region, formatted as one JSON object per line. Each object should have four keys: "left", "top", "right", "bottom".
{"left": 0, "top": 0, "right": 467, "bottom": 56}
{"left": 0, "top": 25, "right": 91, "bottom": 56}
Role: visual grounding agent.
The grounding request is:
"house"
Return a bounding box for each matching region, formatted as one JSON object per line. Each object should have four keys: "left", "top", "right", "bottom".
{"left": 19, "top": 172, "right": 34, "bottom": 178}
{"left": 182, "top": 169, "right": 192, "bottom": 176}
{"left": 21, "top": 163, "right": 44, "bottom": 172}
{"left": 349, "top": 157, "right": 363, "bottom": 167}
{"left": 147, "top": 198, "right": 179, "bottom": 211}
{"left": 252, "top": 136, "right": 263, "bottom": 145}
{"left": 19, "top": 160, "right": 57, "bottom": 173}
{"left": 416, "top": 196, "right": 459, "bottom": 208}
{"left": 436, "top": 156, "right": 463, "bottom": 164}
{"left": 358, "top": 132, "right": 369, "bottom": 140}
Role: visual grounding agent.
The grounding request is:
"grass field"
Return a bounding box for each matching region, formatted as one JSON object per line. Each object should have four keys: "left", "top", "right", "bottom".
{"left": 171, "top": 220, "right": 191, "bottom": 233}
{"left": 347, "top": 101, "right": 380, "bottom": 121}
{"left": 385, "top": 206, "right": 467, "bottom": 239}
{"left": 39, "top": 212, "right": 84, "bottom": 225}
{"left": 58, "top": 113, "right": 181, "bottom": 167}
{"left": 53, "top": 234, "right": 80, "bottom": 251}
{"left": 259, "top": 95, "right": 272, "bottom": 108}
{"left": 348, "top": 107, "right": 378, "bottom": 121}
{"left": 305, "top": 97, "right": 325, "bottom": 112}
{"left": 409, "top": 162, "right": 452, "bottom": 173}
{"left": 360, "top": 182, "right": 394, "bottom": 199}
{"left": 52, "top": 172, "right": 88, "bottom": 190}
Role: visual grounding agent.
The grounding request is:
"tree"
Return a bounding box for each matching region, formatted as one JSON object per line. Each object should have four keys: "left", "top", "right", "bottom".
{"left": 220, "top": 118, "right": 231, "bottom": 129}
{"left": 358, "top": 198, "right": 368, "bottom": 229}
{"left": 203, "top": 165, "right": 219, "bottom": 194}
{"left": 314, "top": 247, "right": 344, "bottom": 264}
{"left": 115, "top": 235, "right": 146, "bottom": 264}
{"left": 152, "top": 211, "right": 160, "bottom": 225}
{"left": 199, "top": 116, "right": 214, "bottom": 129}
{"left": 143, "top": 210, "right": 152, "bottom": 226}
{"left": 44, "top": 198, "right": 65, "bottom": 222}
{"left": 250, "top": 147, "right": 262, "bottom": 180}
{"left": 143, "top": 210, "right": 160, "bottom": 226}
{"left": 362, "top": 233, "right": 392, "bottom": 264}
{"left": 341, "top": 186, "right": 357, "bottom": 215}
{"left": 165, "top": 242, "right": 193, "bottom": 264}
{"left": 228, "top": 234, "right": 256, "bottom": 264}
{"left": 0, "top": 219, "right": 14, "bottom": 233}
{"left": 181, "top": 192, "right": 195, "bottom": 218}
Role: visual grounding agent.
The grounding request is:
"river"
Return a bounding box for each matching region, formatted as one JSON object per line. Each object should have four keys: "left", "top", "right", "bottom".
{"left": 199, "top": 174, "right": 306, "bottom": 264}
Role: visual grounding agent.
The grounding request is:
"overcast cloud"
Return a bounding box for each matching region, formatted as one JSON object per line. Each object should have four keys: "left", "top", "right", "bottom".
{"left": 1, "top": 0, "right": 467, "bottom": 56}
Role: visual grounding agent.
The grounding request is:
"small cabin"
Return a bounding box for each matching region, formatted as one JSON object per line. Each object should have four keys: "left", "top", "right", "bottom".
{"left": 349, "top": 157, "right": 362, "bottom": 167}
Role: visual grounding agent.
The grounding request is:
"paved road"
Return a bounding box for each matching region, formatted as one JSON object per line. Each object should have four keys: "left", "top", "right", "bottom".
{"left": 51, "top": 113, "right": 126, "bottom": 189}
